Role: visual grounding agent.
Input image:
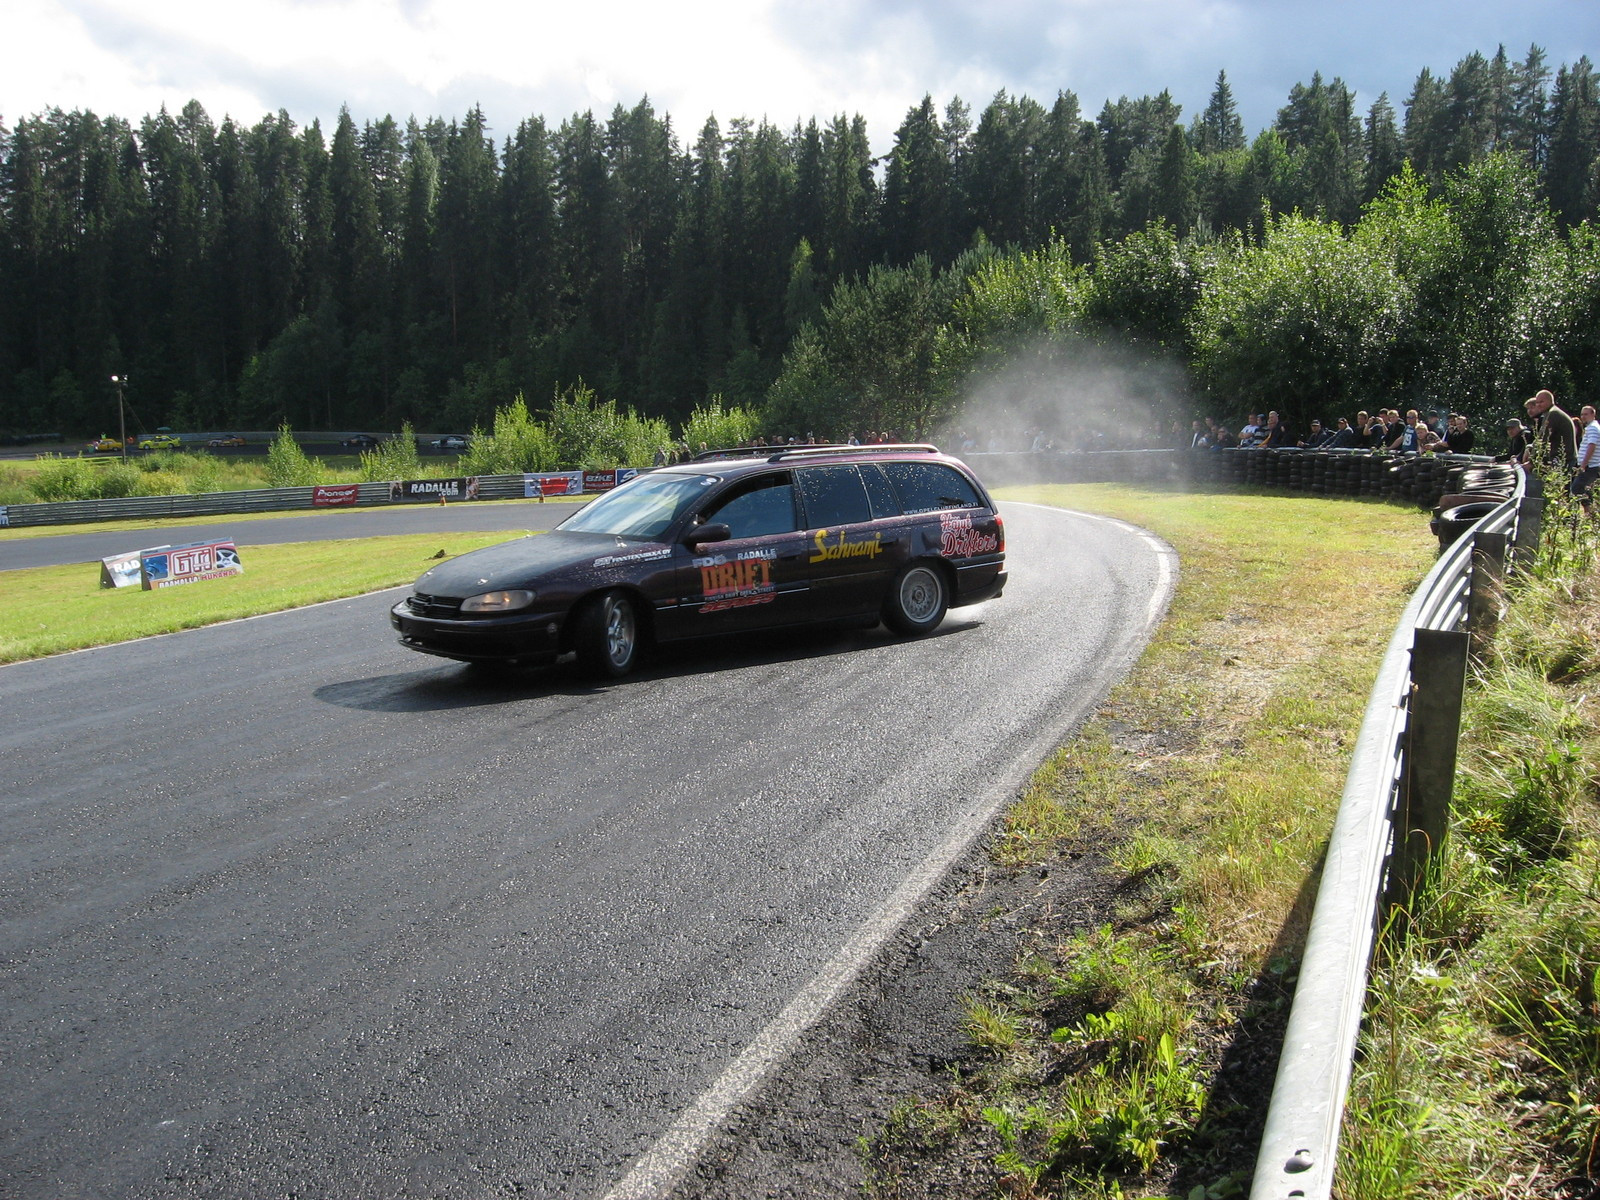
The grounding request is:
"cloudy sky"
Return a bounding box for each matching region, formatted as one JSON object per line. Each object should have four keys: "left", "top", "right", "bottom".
{"left": 7, "top": 0, "right": 1598, "bottom": 153}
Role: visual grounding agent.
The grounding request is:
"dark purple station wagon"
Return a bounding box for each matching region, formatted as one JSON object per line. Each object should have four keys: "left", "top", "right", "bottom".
{"left": 390, "top": 444, "right": 1007, "bottom": 676}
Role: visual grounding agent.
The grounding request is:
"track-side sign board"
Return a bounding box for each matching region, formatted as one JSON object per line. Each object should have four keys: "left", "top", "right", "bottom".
{"left": 389, "top": 477, "right": 480, "bottom": 502}
{"left": 312, "top": 484, "right": 359, "bottom": 507}
{"left": 100, "top": 550, "right": 148, "bottom": 588}
{"left": 524, "top": 469, "right": 638, "bottom": 498}
{"left": 140, "top": 539, "right": 243, "bottom": 590}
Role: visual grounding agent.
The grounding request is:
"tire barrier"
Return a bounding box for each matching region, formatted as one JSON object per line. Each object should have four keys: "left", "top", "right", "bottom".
{"left": 968, "top": 447, "right": 1498, "bottom": 511}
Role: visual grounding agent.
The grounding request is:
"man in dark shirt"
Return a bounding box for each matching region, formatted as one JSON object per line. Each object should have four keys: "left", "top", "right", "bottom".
{"left": 1525, "top": 389, "right": 1578, "bottom": 472}
{"left": 1497, "top": 417, "right": 1530, "bottom": 465}
{"left": 1299, "top": 419, "right": 1334, "bottom": 448}
{"left": 1444, "top": 413, "right": 1475, "bottom": 455}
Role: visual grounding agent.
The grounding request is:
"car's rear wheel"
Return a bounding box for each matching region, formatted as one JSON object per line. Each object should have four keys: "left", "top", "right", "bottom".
{"left": 574, "top": 590, "right": 640, "bottom": 677}
{"left": 883, "top": 562, "right": 949, "bottom": 636}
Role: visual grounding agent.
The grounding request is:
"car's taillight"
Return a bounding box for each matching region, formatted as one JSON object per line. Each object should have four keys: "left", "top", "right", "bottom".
{"left": 995, "top": 513, "right": 1005, "bottom": 553}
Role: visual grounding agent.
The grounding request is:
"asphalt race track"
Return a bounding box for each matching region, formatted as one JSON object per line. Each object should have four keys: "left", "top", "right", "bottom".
{"left": 0, "top": 503, "right": 1174, "bottom": 1199}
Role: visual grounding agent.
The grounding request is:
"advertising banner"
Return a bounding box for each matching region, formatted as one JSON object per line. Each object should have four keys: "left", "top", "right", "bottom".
{"left": 524, "top": 471, "right": 584, "bottom": 498}
{"left": 388, "top": 477, "right": 481, "bottom": 502}
{"left": 0, "top": 505, "right": 8, "bottom": 527}
{"left": 100, "top": 549, "right": 149, "bottom": 589}
{"left": 580, "top": 468, "right": 638, "bottom": 492}
{"left": 312, "top": 484, "right": 360, "bottom": 507}
{"left": 140, "top": 539, "right": 244, "bottom": 590}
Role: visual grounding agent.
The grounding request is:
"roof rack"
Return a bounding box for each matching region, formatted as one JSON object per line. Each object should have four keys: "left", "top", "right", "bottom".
{"left": 689, "top": 442, "right": 942, "bottom": 465}
{"left": 766, "top": 442, "right": 940, "bottom": 463}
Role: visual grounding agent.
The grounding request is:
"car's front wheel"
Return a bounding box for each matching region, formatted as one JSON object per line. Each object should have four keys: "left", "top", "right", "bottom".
{"left": 574, "top": 590, "right": 641, "bottom": 677}
{"left": 883, "top": 562, "right": 949, "bottom": 636}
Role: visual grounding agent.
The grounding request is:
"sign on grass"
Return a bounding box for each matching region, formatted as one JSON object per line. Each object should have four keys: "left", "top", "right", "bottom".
{"left": 139, "top": 539, "right": 244, "bottom": 590}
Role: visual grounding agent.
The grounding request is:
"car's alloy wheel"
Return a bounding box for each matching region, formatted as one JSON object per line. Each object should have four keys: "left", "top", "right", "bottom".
{"left": 577, "top": 590, "right": 639, "bottom": 677}
{"left": 884, "top": 562, "right": 949, "bottom": 635}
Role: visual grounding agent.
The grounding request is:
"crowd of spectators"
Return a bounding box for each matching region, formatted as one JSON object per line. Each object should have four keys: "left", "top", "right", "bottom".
{"left": 1189, "top": 390, "right": 1599, "bottom": 507}
{"left": 1186, "top": 408, "right": 1484, "bottom": 455}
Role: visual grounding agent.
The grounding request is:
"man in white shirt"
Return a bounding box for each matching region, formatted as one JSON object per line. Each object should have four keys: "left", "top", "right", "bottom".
{"left": 1573, "top": 404, "right": 1600, "bottom": 512}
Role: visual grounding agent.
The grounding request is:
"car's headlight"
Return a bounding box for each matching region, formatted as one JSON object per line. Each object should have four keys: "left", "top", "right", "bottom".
{"left": 459, "top": 589, "right": 537, "bottom": 613}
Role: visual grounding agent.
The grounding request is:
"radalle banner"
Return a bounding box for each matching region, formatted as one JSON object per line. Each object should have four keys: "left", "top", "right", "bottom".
{"left": 388, "top": 477, "right": 481, "bottom": 502}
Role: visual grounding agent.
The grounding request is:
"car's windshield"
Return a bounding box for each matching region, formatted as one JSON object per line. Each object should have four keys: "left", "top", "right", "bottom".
{"left": 557, "top": 471, "right": 718, "bottom": 539}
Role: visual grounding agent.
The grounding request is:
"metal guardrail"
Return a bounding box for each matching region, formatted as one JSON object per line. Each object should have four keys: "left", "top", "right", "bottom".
{"left": 1250, "top": 474, "right": 1533, "bottom": 1199}
{"left": 0, "top": 473, "right": 537, "bottom": 527}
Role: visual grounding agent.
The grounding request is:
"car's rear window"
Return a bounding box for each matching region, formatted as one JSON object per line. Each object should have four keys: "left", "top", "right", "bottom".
{"left": 881, "top": 462, "right": 984, "bottom": 513}
{"left": 796, "top": 465, "right": 874, "bottom": 527}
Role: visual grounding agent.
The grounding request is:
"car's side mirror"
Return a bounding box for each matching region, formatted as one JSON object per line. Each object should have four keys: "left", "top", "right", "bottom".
{"left": 687, "top": 521, "right": 731, "bottom": 546}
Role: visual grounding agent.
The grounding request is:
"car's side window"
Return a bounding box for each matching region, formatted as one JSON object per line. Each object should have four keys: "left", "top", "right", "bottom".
{"left": 795, "top": 465, "right": 874, "bottom": 528}
{"left": 702, "top": 473, "right": 799, "bottom": 539}
{"left": 881, "top": 462, "right": 984, "bottom": 513}
{"left": 859, "top": 464, "right": 902, "bottom": 519}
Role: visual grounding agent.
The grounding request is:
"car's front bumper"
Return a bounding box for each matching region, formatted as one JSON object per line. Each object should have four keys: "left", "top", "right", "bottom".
{"left": 390, "top": 598, "right": 566, "bottom": 665}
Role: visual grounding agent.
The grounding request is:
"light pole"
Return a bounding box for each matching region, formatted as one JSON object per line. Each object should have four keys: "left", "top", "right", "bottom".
{"left": 111, "top": 375, "right": 128, "bottom": 459}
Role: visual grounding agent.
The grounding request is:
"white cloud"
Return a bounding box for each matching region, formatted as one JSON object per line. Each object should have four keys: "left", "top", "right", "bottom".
{"left": 5, "top": 0, "right": 1599, "bottom": 155}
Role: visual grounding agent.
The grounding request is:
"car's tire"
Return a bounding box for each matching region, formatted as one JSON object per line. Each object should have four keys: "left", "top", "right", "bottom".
{"left": 883, "top": 561, "right": 949, "bottom": 636}
{"left": 574, "top": 590, "right": 641, "bottom": 677}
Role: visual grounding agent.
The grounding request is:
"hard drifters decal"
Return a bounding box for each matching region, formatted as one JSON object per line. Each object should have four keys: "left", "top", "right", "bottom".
{"left": 939, "top": 512, "right": 999, "bottom": 558}
{"left": 695, "top": 548, "right": 778, "bottom": 613}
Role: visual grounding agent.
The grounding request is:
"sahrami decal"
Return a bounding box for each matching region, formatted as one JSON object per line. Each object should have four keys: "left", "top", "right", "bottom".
{"left": 809, "top": 529, "right": 883, "bottom": 563}
{"left": 939, "top": 512, "right": 1000, "bottom": 557}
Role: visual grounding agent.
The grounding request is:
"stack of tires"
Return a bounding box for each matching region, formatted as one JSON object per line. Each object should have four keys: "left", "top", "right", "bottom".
{"left": 1428, "top": 463, "right": 1518, "bottom": 551}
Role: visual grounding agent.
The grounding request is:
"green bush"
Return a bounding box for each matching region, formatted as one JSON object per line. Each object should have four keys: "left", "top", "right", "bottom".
{"left": 358, "top": 421, "right": 424, "bottom": 482}
{"left": 679, "top": 399, "right": 761, "bottom": 455}
{"left": 459, "top": 396, "right": 560, "bottom": 474}
{"left": 265, "top": 425, "right": 323, "bottom": 487}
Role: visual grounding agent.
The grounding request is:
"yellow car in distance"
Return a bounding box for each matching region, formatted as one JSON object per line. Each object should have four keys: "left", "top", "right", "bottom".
{"left": 138, "top": 434, "right": 182, "bottom": 450}
{"left": 86, "top": 436, "right": 122, "bottom": 452}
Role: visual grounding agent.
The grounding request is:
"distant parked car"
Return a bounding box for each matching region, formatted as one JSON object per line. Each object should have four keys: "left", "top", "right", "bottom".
{"left": 87, "top": 436, "right": 121, "bottom": 452}
{"left": 138, "top": 433, "right": 182, "bottom": 450}
{"left": 431, "top": 435, "right": 469, "bottom": 451}
{"left": 207, "top": 434, "right": 246, "bottom": 448}
{"left": 341, "top": 434, "right": 381, "bottom": 449}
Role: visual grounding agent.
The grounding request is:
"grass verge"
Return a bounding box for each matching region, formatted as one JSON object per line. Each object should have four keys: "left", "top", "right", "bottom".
{"left": 0, "top": 531, "right": 525, "bottom": 663}
{"left": 1340, "top": 496, "right": 1600, "bottom": 1198}
{"left": 862, "top": 483, "right": 1438, "bottom": 1198}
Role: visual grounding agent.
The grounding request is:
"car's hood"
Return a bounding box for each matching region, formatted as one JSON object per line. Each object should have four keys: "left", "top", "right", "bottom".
{"left": 411, "top": 530, "right": 665, "bottom": 598}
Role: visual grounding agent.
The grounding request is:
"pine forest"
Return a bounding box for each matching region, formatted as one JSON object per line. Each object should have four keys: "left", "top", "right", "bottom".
{"left": 2, "top": 45, "right": 1599, "bottom": 448}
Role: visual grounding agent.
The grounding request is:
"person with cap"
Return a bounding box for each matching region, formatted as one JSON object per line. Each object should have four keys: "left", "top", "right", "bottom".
{"left": 1496, "top": 417, "right": 1531, "bottom": 465}
{"left": 1298, "top": 419, "right": 1334, "bottom": 448}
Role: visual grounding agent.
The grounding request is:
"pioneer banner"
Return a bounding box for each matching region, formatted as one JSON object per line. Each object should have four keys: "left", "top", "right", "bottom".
{"left": 312, "top": 484, "right": 360, "bottom": 507}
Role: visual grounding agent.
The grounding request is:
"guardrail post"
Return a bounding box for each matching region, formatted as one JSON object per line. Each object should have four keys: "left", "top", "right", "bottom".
{"left": 1513, "top": 494, "right": 1543, "bottom": 571}
{"left": 1467, "top": 530, "right": 1508, "bottom": 652}
{"left": 1387, "top": 628, "right": 1469, "bottom": 910}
